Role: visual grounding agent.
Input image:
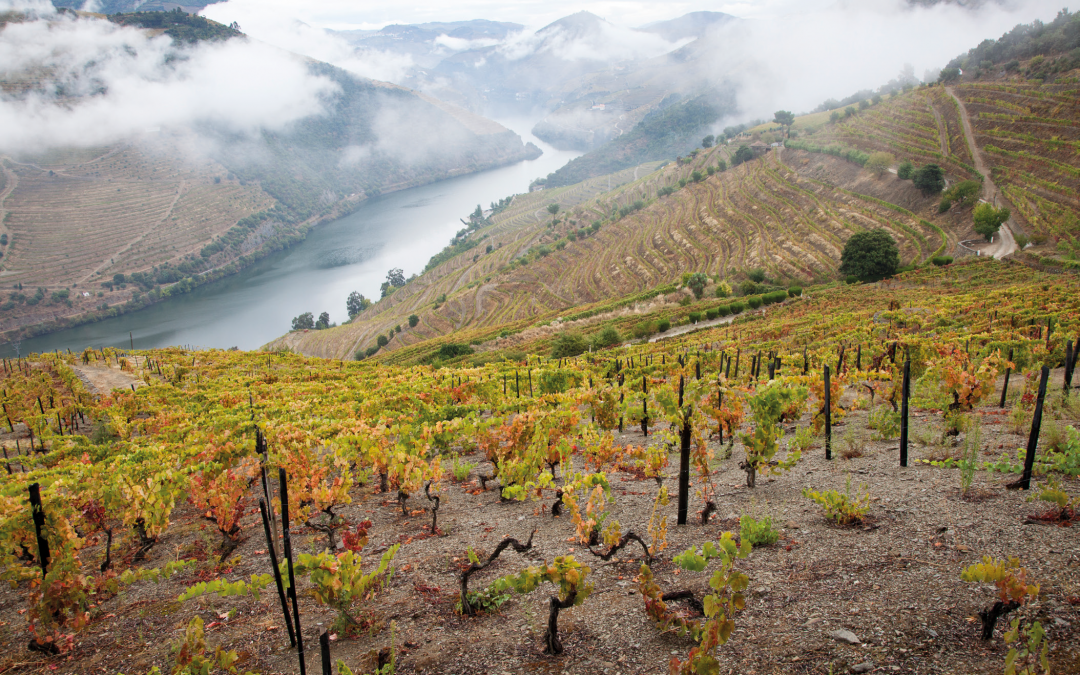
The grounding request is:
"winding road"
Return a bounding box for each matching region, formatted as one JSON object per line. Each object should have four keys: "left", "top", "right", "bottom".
{"left": 945, "top": 86, "right": 1018, "bottom": 258}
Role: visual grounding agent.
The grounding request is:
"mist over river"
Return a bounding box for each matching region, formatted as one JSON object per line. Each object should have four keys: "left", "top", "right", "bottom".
{"left": 3, "top": 120, "right": 579, "bottom": 358}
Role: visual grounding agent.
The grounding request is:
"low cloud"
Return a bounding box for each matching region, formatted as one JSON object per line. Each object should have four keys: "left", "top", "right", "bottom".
{"left": 0, "top": 12, "right": 339, "bottom": 155}
{"left": 696, "top": 0, "right": 1066, "bottom": 123}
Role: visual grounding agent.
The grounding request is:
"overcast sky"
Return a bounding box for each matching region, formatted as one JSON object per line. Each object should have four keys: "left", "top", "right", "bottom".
{"left": 202, "top": 0, "right": 811, "bottom": 31}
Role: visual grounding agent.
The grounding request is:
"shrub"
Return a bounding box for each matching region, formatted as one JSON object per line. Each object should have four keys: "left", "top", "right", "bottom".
{"left": 746, "top": 296, "right": 763, "bottom": 309}
{"left": 897, "top": 160, "right": 915, "bottom": 180}
{"left": 551, "top": 332, "right": 588, "bottom": 358}
{"left": 376, "top": 334, "right": 390, "bottom": 347}
{"left": 938, "top": 197, "right": 953, "bottom": 213}
{"left": 705, "top": 308, "right": 719, "bottom": 320}
{"left": 657, "top": 318, "right": 671, "bottom": 332}
{"left": 438, "top": 343, "right": 474, "bottom": 359}
{"left": 679, "top": 295, "right": 693, "bottom": 307}
{"left": 688, "top": 311, "right": 702, "bottom": 323}
{"left": 729, "top": 302, "right": 745, "bottom": 314}
{"left": 845, "top": 275, "right": 860, "bottom": 284}
{"left": 714, "top": 281, "right": 732, "bottom": 298}
{"left": 865, "top": 152, "right": 894, "bottom": 177}
{"left": 739, "top": 280, "right": 758, "bottom": 296}
{"left": 944, "top": 180, "right": 982, "bottom": 209}
{"left": 408, "top": 314, "right": 420, "bottom": 327}
{"left": 787, "top": 286, "right": 802, "bottom": 297}
{"left": 747, "top": 268, "right": 766, "bottom": 283}
{"left": 716, "top": 305, "right": 731, "bottom": 316}
{"left": 739, "top": 515, "right": 779, "bottom": 546}
{"left": 591, "top": 326, "right": 622, "bottom": 349}
{"left": 631, "top": 321, "right": 655, "bottom": 338}
{"left": 931, "top": 255, "right": 954, "bottom": 266}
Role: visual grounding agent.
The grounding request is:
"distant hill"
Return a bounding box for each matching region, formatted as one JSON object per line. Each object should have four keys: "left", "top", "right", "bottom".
{"left": 638, "top": 11, "right": 736, "bottom": 41}
{"left": 0, "top": 11, "right": 541, "bottom": 343}
{"left": 537, "top": 93, "right": 732, "bottom": 188}
{"left": 51, "top": 0, "right": 224, "bottom": 13}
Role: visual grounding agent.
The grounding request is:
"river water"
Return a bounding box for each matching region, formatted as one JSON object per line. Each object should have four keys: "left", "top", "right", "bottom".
{"left": 4, "top": 119, "right": 579, "bottom": 357}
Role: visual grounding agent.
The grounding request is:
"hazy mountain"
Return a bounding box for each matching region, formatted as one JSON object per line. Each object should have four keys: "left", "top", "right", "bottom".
{"left": 50, "top": 0, "right": 225, "bottom": 14}
{"left": 638, "top": 11, "right": 736, "bottom": 41}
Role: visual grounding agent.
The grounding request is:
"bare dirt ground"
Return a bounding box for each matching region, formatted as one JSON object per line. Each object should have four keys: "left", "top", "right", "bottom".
{"left": 70, "top": 361, "right": 144, "bottom": 394}
{"left": 0, "top": 371, "right": 1077, "bottom": 674}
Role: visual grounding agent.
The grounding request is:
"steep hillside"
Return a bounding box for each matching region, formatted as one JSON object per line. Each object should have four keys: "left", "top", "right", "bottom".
{"left": 0, "top": 11, "right": 540, "bottom": 343}
{"left": 273, "top": 117, "right": 977, "bottom": 361}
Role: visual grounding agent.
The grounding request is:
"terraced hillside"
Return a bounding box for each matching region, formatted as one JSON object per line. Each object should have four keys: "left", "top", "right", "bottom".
{"left": 949, "top": 77, "right": 1080, "bottom": 264}
{"left": 0, "top": 143, "right": 273, "bottom": 288}
{"left": 275, "top": 141, "right": 960, "bottom": 361}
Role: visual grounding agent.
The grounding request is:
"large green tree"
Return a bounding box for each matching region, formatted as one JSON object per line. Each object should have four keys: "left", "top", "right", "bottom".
{"left": 773, "top": 110, "right": 795, "bottom": 135}
{"left": 912, "top": 164, "right": 946, "bottom": 196}
{"left": 973, "top": 203, "right": 1011, "bottom": 241}
{"left": 839, "top": 230, "right": 900, "bottom": 282}
{"left": 733, "top": 145, "right": 754, "bottom": 165}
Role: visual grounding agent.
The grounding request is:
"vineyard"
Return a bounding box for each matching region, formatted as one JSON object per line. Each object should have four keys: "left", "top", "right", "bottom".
{"left": 948, "top": 76, "right": 1080, "bottom": 263}
{"left": 1, "top": 259, "right": 1078, "bottom": 673}
{"left": 281, "top": 141, "right": 966, "bottom": 363}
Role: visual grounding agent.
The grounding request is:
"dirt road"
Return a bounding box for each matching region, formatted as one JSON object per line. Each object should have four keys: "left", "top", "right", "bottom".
{"left": 945, "top": 86, "right": 1018, "bottom": 258}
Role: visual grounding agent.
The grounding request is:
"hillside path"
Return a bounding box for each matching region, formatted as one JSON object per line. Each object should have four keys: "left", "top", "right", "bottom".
{"left": 945, "top": 86, "right": 1018, "bottom": 258}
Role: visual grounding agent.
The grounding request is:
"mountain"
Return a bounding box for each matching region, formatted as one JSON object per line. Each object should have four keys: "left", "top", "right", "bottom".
{"left": 50, "top": 0, "right": 225, "bottom": 13}
{"left": 0, "top": 10, "right": 541, "bottom": 343}
{"left": 638, "top": 11, "right": 736, "bottom": 41}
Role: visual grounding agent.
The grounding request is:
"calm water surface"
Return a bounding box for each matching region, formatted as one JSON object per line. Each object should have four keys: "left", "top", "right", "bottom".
{"left": 4, "top": 119, "right": 579, "bottom": 357}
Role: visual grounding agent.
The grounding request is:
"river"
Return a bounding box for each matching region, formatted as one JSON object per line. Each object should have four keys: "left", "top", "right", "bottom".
{"left": 3, "top": 119, "right": 579, "bottom": 358}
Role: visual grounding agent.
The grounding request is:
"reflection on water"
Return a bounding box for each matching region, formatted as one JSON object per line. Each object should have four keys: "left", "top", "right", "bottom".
{"left": 4, "top": 119, "right": 579, "bottom": 358}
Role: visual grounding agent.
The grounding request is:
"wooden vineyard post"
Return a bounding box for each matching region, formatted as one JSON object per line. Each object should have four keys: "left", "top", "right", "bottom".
{"left": 856, "top": 344, "right": 861, "bottom": 371}
{"left": 695, "top": 360, "right": 701, "bottom": 380}
{"left": 641, "top": 375, "right": 648, "bottom": 437}
{"left": 733, "top": 349, "right": 740, "bottom": 379}
{"left": 503, "top": 374, "right": 506, "bottom": 396}
{"left": 1000, "top": 349, "right": 1014, "bottom": 408}
{"left": 899, "top": 360, "right": 910, "bottom": 467}
{"left": 1014, "top": 366, "right": 1050, "bottom": 491}
{"left": 676, "top": 375, "right": 691, "bottom": 526}
{"left": 528, "top": 370, "right": 533, "bottom": 398}
{"left": 767, "top": 359, "right": 775, "bottom": 381}
{"left": 1064, "top": 341, "right": 1074, "bottom": 397}
{"left": 279, "top": 469, "right": 306, "bottom": 674}
{"left": 717, "top": 388, "right": 723, "bottom": 444}
{"left": 259, "top": 499, "right": 297, "bottom": 647}
{"left": 320, "top": 631, "right": 332, "bottom": 675}
{"left": 129, "top": 331, "right": 133, "bottom": 351}
{"left": 618, "top": 373, "right": 624, "bottom": 433}
{"left": 824, "top": 365, "right": 832, "bottom": 461}
{"left": 28, "top": 483, "right": 50, "bottom": 575}
{"left": 515, "top": 371, "right": 520, "bottom": 398}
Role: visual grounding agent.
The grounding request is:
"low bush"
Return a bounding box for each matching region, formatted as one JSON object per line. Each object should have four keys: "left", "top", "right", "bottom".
{"left": 931, "top": 255, "right": 953, "bottom": 266}
{"left": 739, "top": 515, "right": 779, "bottom": 546}
{"left": 657, "top": 318, "right": 671, "bottom": 332}
{"left": 716, "top": 305, "right": 731, "bottom": 316}
{"left": 729, "top": 302, "right": 745, "bottom": 314}
{"left": 746, "top": 296, "right": 763, "bottom": 309}
{"left": 705, "top": 308, "right": 719, "bottom": 320}
{"left": 788, "top": 286, "right": 802, "bottom": 297}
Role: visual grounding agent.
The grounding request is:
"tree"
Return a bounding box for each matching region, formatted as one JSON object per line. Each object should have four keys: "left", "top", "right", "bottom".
{"left": 547, "top": 204, "right": 560, "bottom": 226}
{"left": 844, "top": 106, "right": 856, "bottom": 118}
{"left": 376, "top": 334, "right": 389, "bottom": 347}
{"left": 773, "top": 110, "right": 795, "bottom": 135}
{"left": 897, "top": 160, "right": 915, "bottom": 180}
{"left": 315, "top": 312, "right": 330, "bottom": 330}
{"left": 733, "top": 145, "right": 754, "bottom": 166}
{"left": 386, "top": 268, "right": 405, "bottom": 288}
{"left": 912, "top": 164, "right": 946, "bottom": 196}
{"left": 686, "top": 272, "right": 709, "bottom": 299}
{"left": 973, "top": 203, "right": 1010, "bottom": 241}
{"left": 839, "top": 230, "right": 900, "bottom": 282}
{"left": 701, "top": 135, "right": 714, "bottom": 148}
{"left": 346, "top": 291, "right": 371, "bottom": 318}
{"left": 408, "top": 314, "right": 419, "bottom": 328}
{"left": 291, "top": 312, "right": 314, "bottom": 331}
{"left": 829, "top": 111, "right": 841, "bottom": 123}
{"left": 938, "top": 67, "right": 961, "bottom": 83}
{"left": 865, "top": 152, "right": 894, "bottom": 177}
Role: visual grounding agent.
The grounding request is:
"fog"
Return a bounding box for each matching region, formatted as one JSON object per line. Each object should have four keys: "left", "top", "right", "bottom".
{"left": 204, "top": 0, "right": 1066, "bottom": 128}
{"left": 692, "top": 0, "right": 1068, "bottom": 125}
{"left": 0, "top": 3, "right": 339, "bottom": 155}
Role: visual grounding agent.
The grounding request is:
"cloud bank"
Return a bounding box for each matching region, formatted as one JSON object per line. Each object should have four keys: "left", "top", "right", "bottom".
{"left": 0, "top": 9, "right": 339, "bottom": 155}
